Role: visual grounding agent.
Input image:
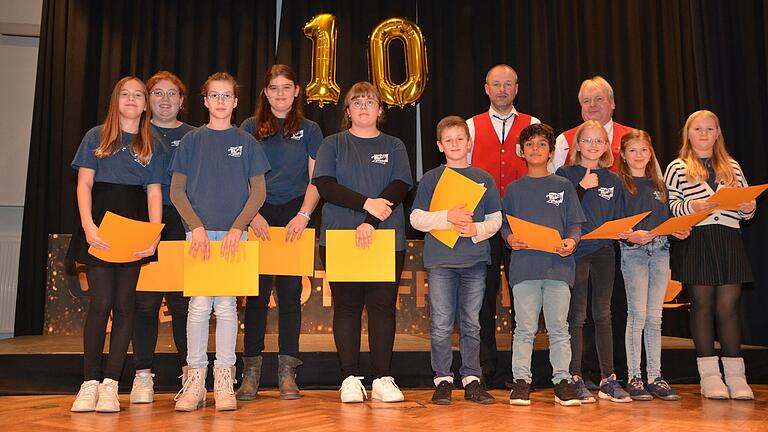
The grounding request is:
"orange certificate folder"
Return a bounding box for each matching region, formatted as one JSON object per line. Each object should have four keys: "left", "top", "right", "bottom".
{"left": 651, "top": 212, "right": 710, "bottom": 236}
{"left": 706, "top": 184, "right": 768, "bottom": 211}
{"left": 581, "top": 211, "right": 652, "bottom": 240}
{"left": 248, "top": 227, "right": 315, "bottom": 276}
{"left": 183, "top": 241, "right": 259, "bottom": 297}
{"left": 428, "top": 167, "right": 487, "bottom": 248}
{"left": 325, "top": 229, "right": 395, "bottom": 282}
{"left": 506, "top": 215, "right": 564, "bottom": 254}
{"left": 136, "top": 241, "right": 185, "bottom": 292}
{"left": 88, "top": 211, "right": 165, "bottom": 263}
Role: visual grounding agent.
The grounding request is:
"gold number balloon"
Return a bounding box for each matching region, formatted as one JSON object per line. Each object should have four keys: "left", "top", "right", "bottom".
{"left": 368, "top": 18, "right": 428, "bottom": 108}
{"left": 303, "top": 13, "right": 341, "bottom": 107}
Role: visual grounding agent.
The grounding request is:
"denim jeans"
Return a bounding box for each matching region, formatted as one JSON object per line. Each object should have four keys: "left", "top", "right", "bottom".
{"left": 512, "top": 279, "right": 572, "bottom": 384}
{"left": 185, "top": 230, "right": 246, "bottom": 369}
{"left": 428, "top": 262, "right": 487, "bottom": 380}
{"left": 621, "top": 236, "right": 669, "bottom": 381}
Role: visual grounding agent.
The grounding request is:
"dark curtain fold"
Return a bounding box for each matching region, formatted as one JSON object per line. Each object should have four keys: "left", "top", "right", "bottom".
{"left": 15, "top": 0, "right": 276, "bottom": 335}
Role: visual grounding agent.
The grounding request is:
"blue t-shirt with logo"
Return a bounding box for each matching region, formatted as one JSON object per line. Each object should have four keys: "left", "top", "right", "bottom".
{"left": 621, "top": 176, "right": 672, "bottom": 231}
{"left": 153, "top": 123, "right": 196, "bottom": 205}
{"left": 312, "top": 130, "right": 413, "bottom": 250}
{"left": 412, "top": 165, "right": 501, "bottom": 268}
{"left": 240, "top": 117, "right": 323, "bottom": 205}
{"left": 556, "top": 165, "right": 624, "bottom": 257}
{"left": 169, "top": 125, "right": 271, "bottom": 231}
{"left": 502, "top": 174, "right": 586, "bottom": 287}
{"left": 71, "top": 125, "right": 165, "bottom": 186}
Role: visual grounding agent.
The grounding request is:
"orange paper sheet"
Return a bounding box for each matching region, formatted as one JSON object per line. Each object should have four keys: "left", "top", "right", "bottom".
{"left": 183, "top": 241, "right": 259, "bottom": 296}
{"left": 581, "top": 211, "right": 651, "bottom": 240}
{"left": 506, "top": 215, "right": 564, "bottom": 254}
{"left": 651, "top": 212, "right": 710, "bottom": 236}
{"left": 248, "top": 227, "right": 315, "bottom": 276}
{"left": 136, "top": 241, "right": 185, "bottom": 292}
{"left": 706, "top": 184, "right": 768, "bottom": 211}
{"left": 325, "top": 229, "right": 395, "bottom": 282}
{"left": 88, "top": 211, "right": 165, "bottom": 263}
{"left": 428, "top": 167, "right": 487, "bottom": 248}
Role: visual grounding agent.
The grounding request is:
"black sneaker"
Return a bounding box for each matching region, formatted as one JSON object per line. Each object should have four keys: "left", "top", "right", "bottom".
{"left": 431, "top": 381, "right": 452, "bottom": 405}
{"left": 553, "top": 379, "right": 582, "bottom": 407}
{"left": 464, "top": 380, "right": 496, "bottom": 404}
{"left": 646, "top": 377, "right": 682, "bottom": 401}
{"left": 508, "top": 379, "right": 531, "bottom": 406}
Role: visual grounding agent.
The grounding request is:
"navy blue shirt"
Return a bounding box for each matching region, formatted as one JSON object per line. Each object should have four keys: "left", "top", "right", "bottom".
{"left": 556, "top": 165, "right": 624, "bottom": 257}
{"left": 240, "top": 117, "right": 323, "bottom": 205}
{"left": 312, "top": 130, "right": 413, "bottom": 250}
{"left": 502, "top": 174, "right": 586, "bottom": 287}
{"left": 169, "top": 126, "right": 271, "bottom": 231}
{"left": 153, "top": 123, "right": 196, "bottom": 205}
{"left": 71, "top": 125, "right": 165, "bottom": 186}
{"left": 621, "top": 176, "right": 672, "bottom": 231}
{"left": 412, "top": 165, "right": 502, "bottom": 268}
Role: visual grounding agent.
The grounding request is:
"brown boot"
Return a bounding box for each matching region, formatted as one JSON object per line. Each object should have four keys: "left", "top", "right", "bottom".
{"left": 213, "top": 366, "right": 237, "bottom": 411}
{"left": 236, "top": 355, "right": 262, "bottom": 401}
{"left": 278, "top": 354, "right": 303, "bottom": 400}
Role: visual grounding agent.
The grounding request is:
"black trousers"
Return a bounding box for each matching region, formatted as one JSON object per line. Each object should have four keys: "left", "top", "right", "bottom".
{"left": 321, "top": 246, "right": 405, "bottom": 379}
{"left": 83, "top": 265, "right": 141, "bottom": 381}
{"left": 243, "top": 197, "right": 304, "bottom": 358}
{"left": 132, "top": 205, "right": 189, "bottom": 370}
{"left": 479, "top": 232, "right": 511, "bottom": 377}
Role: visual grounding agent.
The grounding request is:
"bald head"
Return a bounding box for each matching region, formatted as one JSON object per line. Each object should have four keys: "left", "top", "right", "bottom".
{"left": 484, "top": 64, "right": 519, "bottom": 115}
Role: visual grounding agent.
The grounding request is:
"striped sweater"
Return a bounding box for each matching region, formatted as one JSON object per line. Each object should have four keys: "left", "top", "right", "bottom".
{"left": 664, "top": 158, "right": 755, "bottom": 228}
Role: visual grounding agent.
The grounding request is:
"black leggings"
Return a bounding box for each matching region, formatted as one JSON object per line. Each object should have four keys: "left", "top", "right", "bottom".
{"left": 83, "top": 265, "right": 140, "bottom": 381}
{"left": 321, "top": 247, "right": 405, "bottom": 379}
{"left": 686, "top": 284, "right": 743, "bottom": 357}
{"left": 133, "top": 291, "right": 189, "bottom": 370}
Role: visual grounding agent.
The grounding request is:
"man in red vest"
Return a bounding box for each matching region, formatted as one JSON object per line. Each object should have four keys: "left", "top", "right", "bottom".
{"left": 466, "top": 64, "right": 540, "bottom": 388}
{"left": 550, "top": 76, "right": 634, "bottom": 173}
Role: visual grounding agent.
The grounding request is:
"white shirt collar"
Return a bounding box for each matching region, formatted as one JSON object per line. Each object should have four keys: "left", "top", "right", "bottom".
{"left": 488, "top": 106, "right": 519, "bottom": 120}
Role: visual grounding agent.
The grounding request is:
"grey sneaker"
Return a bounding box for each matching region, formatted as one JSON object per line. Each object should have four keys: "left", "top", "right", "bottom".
{"left": 572, "top": 375, "right": 595, "bottom": 403}
{"left": 598, "top": 374, "right": 632, "bottom": 403}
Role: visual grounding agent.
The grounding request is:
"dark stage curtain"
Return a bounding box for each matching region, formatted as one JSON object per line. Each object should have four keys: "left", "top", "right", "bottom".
{"left": 18, "top": 0, "right": 768, "bottom": 345}
{"left": 15, "top": 0, "right": 277, "bottom": 335}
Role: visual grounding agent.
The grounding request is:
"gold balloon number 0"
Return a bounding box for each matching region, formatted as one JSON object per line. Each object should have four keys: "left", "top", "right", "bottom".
{"left": 303, "top": 14, "right": 428, "bottom": 108}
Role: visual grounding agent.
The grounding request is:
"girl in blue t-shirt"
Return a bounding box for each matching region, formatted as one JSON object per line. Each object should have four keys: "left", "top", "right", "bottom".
{"left": 616, "top": 130, "right": 689, "bottom": 401}
{"left": 68, "top": 76, "right": 163, "bottom": 413}
{"left": 556, "top": 120, "right": 630, "bottom": 403}
{"left": 238, "top": 64, "right": 323, "bottom": 400}
{"left": 313, "top": 82, "right": 413, "bottom": 404}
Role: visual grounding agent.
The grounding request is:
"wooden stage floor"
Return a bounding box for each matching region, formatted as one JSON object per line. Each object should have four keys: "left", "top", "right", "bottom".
{"left": 1, "top": 386, "right": 767, "bottom": 432}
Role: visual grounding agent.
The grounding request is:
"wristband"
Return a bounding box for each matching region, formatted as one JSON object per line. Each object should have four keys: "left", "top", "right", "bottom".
{"left": 297, "top": 211, "right": 311, "bottom": 220}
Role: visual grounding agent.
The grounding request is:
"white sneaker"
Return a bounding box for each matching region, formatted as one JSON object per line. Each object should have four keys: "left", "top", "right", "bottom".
{"left": 95, "top": 378, "right": 121, "bottom": 413}
{"left": 130, "top": 371, "right": 155, "bottom": 404}
{"left": 339, "top": 376, "right": 367, "bottom": 403}
{"left": 372, "top": 376, "right": 404, "bottom": 402}
{"left": 71, "top": 380, "right": 100, "bottom": 412}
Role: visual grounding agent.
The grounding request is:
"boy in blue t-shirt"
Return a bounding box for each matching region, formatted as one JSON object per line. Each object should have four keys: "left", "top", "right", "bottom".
{"left": 411, "top": 116, "right": 502, "bottom": 405}
{"left": 501, "top": 123, "right": 586, "bottom": 407}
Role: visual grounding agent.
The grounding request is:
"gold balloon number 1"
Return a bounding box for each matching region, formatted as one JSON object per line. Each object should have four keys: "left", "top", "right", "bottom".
{"left": 303, "top": 14, "right": 429, "bottom": 108}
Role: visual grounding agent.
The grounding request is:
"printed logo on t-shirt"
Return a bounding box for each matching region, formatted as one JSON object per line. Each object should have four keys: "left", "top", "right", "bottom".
{"left": 290, "top": 130, "right": 304, "bottom": 140}
{"left": 171, "top": 139, "right": 181, "bottom": 147}
{"left": 546, "top": 191, "right": 564, "bottom": 206}
{"left": 228, "top": 146, "right": 243, "bottom": 157}
{"left": 598, "top": 186, "right": 614, "bottom": 200}
{"left": 371, "top": 153, "right": 389, "bottom": 165}
{"left": 653, "top": 190, "right": 662, "bottom": 201}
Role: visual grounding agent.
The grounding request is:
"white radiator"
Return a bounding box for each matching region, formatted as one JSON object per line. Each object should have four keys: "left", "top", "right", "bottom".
{"left": 0, "top": 236, "right": 20, "bottom": 338}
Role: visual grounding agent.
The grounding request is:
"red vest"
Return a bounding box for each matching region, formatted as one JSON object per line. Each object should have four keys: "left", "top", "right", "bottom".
{"left": 471, "top": 112, "right": 533, "bottom": 195}
{"left": 562, "top": 121, "right": 634, "bottom": 172}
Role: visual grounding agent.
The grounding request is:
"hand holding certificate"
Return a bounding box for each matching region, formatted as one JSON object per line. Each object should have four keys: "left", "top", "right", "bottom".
{"left": 88, "top": 211, "right": 164, "bottom": 263}
{"left": 651, "top": 212, "right": 710, "bottom": 236}
{"left": 429, "top": 167, "right": 487, "bottom": 248}
{"left": 506, "top": 215, "right": 566, "bottom": 254}
{"left": 706, "top": 184, "right": 768, "bottom": 211}
{"left": 325, "top": 229, "right": 395, "bottom": 282}
{"left": 581, "top": 211, "right": 651, "bottom": 240}
{"left": 249, "top": 227, "right": 316, "bottom": 276}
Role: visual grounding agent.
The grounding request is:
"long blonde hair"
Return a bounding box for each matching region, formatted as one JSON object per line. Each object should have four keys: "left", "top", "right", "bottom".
{"left": 95, "top": 76, "right": 153, "bottom": 165}
{"left": 570, "top": 120, "right": 613, "bottom": 167}
{"left": 680, "top": 110, "right": 736, "bottom": 186}
{"left": 618, "top": 130, "right": 666, "bottom": 202}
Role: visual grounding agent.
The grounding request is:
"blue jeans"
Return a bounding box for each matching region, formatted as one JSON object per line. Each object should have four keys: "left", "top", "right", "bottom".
{"left": 621, "top": 237, "right": 669, "bottom": 381}
{"left": 512, "top": 279, "right": 572, "bottom": 384}
{"left": 185, "top": 230, "right": 246, "bottom": 369}
{"left": 428, "top": 263, "right": 486, "bottom": 380}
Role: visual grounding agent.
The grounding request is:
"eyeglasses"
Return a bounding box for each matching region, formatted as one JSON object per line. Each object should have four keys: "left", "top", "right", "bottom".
{"left": 206, "top": 92, "right": 235, "bottom": 103}
{"left": 350, "top": 99, "right": 378, "bottom": 110}
{"left": 578, "top": 137, "right": 607, "bottom": 146}
{"left": 150, "top": 89, "right": 180, "bottom": 99}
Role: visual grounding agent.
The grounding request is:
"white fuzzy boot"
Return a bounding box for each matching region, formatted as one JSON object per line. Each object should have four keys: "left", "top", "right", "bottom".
{"left": 696, "top": 356, "right": 729, "bottom": 399}
{"left": 721, "top": 357, "right": 754, "bottom": 400}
